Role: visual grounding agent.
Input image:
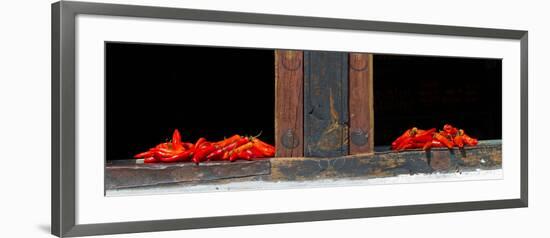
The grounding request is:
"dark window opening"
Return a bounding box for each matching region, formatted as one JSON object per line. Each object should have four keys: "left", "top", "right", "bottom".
{"left": 106, "top": 43, "right": 275, "bottom": 160}
{"left": 373, "top": 54, "right": 502, "bottom": 147}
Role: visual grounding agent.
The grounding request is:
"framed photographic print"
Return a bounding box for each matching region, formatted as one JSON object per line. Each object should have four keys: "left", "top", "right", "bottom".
{"left": 52, "top": 1, "right": 528, "bottom": 237}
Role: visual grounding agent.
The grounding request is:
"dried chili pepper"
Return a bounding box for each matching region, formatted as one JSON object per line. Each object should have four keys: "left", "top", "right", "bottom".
{"left": 422, "top": 141, "right": 433, "bottom": 150}
{"left": 192, "top": 143, "right": 218, "bottom": 164}
{"left": 143, "top": 157, "right": 158, "bottom": 163}
{"left": 161, "top": 150, "right": 193, "bottom": 163}
{"left": 229, "top": 151, "right": 240, "bottom": 161}
{"left": 460, "top": 129, "right": 478, "bottom": 146}
{"left": 134, "top": 150, "right": 154, "bottom": 159}
{"left": 443, "top": 124, "right": 458, "bottom": 136}
{"left": 395, "top": 137, "right": 414, "bottom": 151}
{"left": 232, "top": 141, "right": 254, "bottom": 154}
{"left": 182, "top": 142, "right": 194, "bottom": 150}
{"left": 251, "top": 138, "right": 275, "bottom": 157}
{"left": 217, "top": 134, "right": 241, "bottom": 148}
{"left": 433, "top": 132, "right": 454, "bottom": 149}
{"left": 453, "top": 135, "right": 464, "bottom": 148}
{"left": 228, "top": 141, "right": 255, "bottom": 162}
{"left": 220, "top": 141, "right": 243, "bottom": 158}
{"left": 391, "top": 127, "right": 417, "bottom": 150}
{"left": 194, "top": 137, "right": 207, "bottom": 149}
{"left": 134, "top": 130, "right": 275, "bottom": 163}
{"left": 249, "top": 146, "right": 266, "bottom": 158}
{"left": 205, "top": 135, "right": 243, "bottom": 160}
{"left": 411, "top": 128, "right": 436, "bottom": 143}
{"left": 172, "top": 129, "right": 182, "bottom": 145}
{"left": 238, "top": 150, "right": 252, "bottom": 160}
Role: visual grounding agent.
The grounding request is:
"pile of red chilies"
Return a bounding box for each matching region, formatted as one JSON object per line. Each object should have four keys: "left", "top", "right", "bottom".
{"left": 134, "top": 129, "right": 275, "bottom": 164}
{"left": 391, "top": 124, "right": 478, "bottom": 151}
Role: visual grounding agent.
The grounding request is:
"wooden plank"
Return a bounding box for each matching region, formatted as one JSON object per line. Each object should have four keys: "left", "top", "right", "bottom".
{"left": 349, "top": 53, "right": 374, "bottom": 154}
{"left": 271, "top": 140, "right": 501, "bottom": 181}
{"left": 105, "top": 141, "right": 501, "bottom": 191}
{"left": 105, "top": 160, "right": 271, "bottom": 189}
{"left": 304, "top": 51, "right": 349, "bottom": 157}
{"left": 275, "top": 50, "right": 304, "bottom": 157}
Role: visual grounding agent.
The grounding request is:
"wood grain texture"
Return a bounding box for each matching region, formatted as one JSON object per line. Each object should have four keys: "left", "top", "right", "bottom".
{"left": 304, "top": 51, "right": 349, "bottom": 157}
{"left": 105, "top": 160, "right": 271, "bottom": 189}
{"left": 349, "top": 53, "right": 374, "bottom": 154}
{"left": 271, "top": 140, "right": 502, "bottom": 181}
{"left": 275, "top": 50, "right": 304, "bottom": 157}
{"left": 105, "top": 141, "right": 501, "bottom": 190}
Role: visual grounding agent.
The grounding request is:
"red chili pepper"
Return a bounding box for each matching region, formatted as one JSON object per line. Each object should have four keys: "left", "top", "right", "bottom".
{"left": 251, "top": 138, "right": 275, "bottom": 155}
{"left": 391, "top": 127, "right": 417, "bottom": 150}
{"left": 396, "top": 136, "right": 416, "bottom": 151}
{"left": 251, "top": 141, "right": 275, "bottom": 157}
{"left": 192, "top": 144, "right": 217, "bottom": 164}
{"left": 206, "top": 148, "right": 223, "bottom": 161}
{"left": 153, "top": 150, "right": 174, "bottom": 159}
{"left": 249, "top": 145, "right": 266, "bottom": 158}
{"left": 216, "top": 134, "right": 241, "bottom": 148}
{"left": 182, "top": 143, "right": 194, "bottom": 150}
{"left": 432, "top": 140, "right": 444, "bottom": 147}
{"left": 227, "top": 137, "right": 250, "bottom": 155}
{"left": 412, "top": 128, "right": 436, "bottom": 143}
{"left": 143, "top": 157, "right": 157, "bottom": 163}
{"left": 443, "top": 124, "right": 458, "bottom": 136}
{"left": 229, "top": 151, "right": 240, "bottom": 161}
{"left": 150, "top": 147, "right": 179, "bottom": 154}
{"left": 251, "top": 137, "right": 275, "bottom": 149}
{"left": 194, "top": 137, "right": 207, "bottom": 149}
{"left": 422, "top": 139, "right": 446, "bottom": 150}
{"left": 397, "top": 141, "right": 416, "bottom": 151}
{"left": 205, "top": 136, "right": 244, "bottom": 160}
{"left": 232, "top": 141, "right": 254, "bottom": 155}
{"left": 463, "top": 137, "right": 478, "bottom": 146}
{"left": 221, "top": 144, "right": 243, "bottom": 160}
{"left": 238, "top": 150, "right": 252, "bottom": 160}
{"left": 422, "top": 141, "right": 433, "bottom": 150}
{"left": 134, "top": 150, "right": 154, "bottom": 159}
{"left": 162, "top": 150, "right": 193, "bottom": 163}
{"left": 159, "top": 154, "right": 184, "bottom": 163}
{"left": 433, "top": 132, "right": 454, "bottom": 149}
{"left": 228, "top": 140, "right": 254, "bottom": 162}
{"left": 453, "top": 135, "right": 464, "bottom": 148}
{"left": 172, "top": 129, "right": 182, "bottom": 145}
{"left": 222, "top": 151, "right": 230, "bottom": 160}
{"left": 460, "top": 130, "right": 478, "bottom": 146}
{"left": 155, "top": 142, "right": 171, "bottom": 150}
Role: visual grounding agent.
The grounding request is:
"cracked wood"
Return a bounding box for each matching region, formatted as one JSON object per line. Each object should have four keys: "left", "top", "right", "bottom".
{"left": 105, "top": 159, "right": 271, "bottom": 189}
{"left": 304, "top": 51, "right": 349, "bottom": 157}
{"left": 271, "top": 140, "right": 501, "bottom": 181}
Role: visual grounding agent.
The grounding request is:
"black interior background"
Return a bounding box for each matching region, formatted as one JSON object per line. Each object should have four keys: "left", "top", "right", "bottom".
{"left": 373, "top": 54, "right": 502, "bottom": 146}
{"left": 106, "top": 43, "right": 275, "bottom": 160}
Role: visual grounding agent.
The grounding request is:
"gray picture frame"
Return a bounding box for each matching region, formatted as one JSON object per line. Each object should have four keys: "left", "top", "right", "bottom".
{"left": 52, "top": 1, "right": 528, "bottom": 237}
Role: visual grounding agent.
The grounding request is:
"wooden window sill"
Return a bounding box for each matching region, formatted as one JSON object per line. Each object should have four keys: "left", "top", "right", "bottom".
{"left": 106, "top": 140, "right": 501, "bottom": 190}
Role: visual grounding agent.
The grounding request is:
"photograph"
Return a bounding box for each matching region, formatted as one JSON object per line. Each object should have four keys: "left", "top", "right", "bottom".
{"left": 47, "top": 1, "right": 529, "bottom": 236}
{"left": 104, "top": 42, "right": 503, "bottom": 196}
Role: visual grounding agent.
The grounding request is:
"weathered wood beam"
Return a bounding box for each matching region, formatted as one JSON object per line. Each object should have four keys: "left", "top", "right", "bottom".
{"left": 275, "top": 50, "right": 304, "bottom": 157}
{"left": 304, "top": 51, "right": 349, "bottom": 157}
{"left": 106, "top": 141, "right": 501, "bottom": 189}
{"left": 349, "top": 53, "right": 374, "bottom": 154}
{"left": 105, "top": 159, "right": 271, "bottom": 189}
{"left": 271, "top": 140, "right": 501, "bottom": 181}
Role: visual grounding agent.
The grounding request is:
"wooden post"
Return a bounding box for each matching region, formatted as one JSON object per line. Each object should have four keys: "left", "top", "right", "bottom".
{"left": 304, "top": 51, "right": 349, "bottom": 157}
{"left": 349, "top": 53, "right": 374, "bottom": 154}
{"left": 275, "top": 50, "right": 304, "bottom": 157}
